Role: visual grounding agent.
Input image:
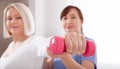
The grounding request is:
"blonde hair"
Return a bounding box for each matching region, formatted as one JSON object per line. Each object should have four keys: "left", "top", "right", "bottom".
{"left": 3, "top": 3, "right": 35, "bottom": 38}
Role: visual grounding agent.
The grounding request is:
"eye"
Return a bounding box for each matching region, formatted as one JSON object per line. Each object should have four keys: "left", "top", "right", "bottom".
{"left": 71, "top": 16, "right": 76, "bottom": 19}
{"left": 16, "top": 16, "right": 22, "bottom": 19}
{"left": 7, "top": 17, "right": 12, "bottom": 21}
{"left": 63, "top": 17, "right": 67, "bottom": 20}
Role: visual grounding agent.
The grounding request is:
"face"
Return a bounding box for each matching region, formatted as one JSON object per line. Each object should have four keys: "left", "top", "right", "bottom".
{"left": 61, "top": 8, "right": 82, "bottom": 33}
{"left": 6, "top": 7, "right": 24, "bottom": 36}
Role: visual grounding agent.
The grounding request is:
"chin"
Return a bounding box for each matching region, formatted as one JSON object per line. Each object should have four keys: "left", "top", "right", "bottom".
{"left": 66, "top": 30, "right": 73, "bottom": 33}
{"left": 65, "top": 29, "right": 75, "bottom": 32}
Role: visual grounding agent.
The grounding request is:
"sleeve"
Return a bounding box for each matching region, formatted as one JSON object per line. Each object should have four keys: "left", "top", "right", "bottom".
{"left": 81, "top": 52, "right": 97, "bottom": 68}
{"left": 36, "top": 36, "right": 53, "bottom": 58}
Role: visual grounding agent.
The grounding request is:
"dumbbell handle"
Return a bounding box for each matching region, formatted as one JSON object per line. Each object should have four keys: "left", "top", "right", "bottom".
{"left": 49, "top": 36, "right": 96, "bottom": 57}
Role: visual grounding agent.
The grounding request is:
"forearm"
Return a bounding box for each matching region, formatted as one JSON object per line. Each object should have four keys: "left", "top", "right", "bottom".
{"left": 61, "top": 56, "right": 86, "bottom": 69}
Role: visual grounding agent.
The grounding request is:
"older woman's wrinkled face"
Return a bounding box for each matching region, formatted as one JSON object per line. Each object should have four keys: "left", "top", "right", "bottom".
{"left": 6, "top": 7, "right": 24, "bottom": 36}
{"left": 61, "top": 8, "right": 82, "bottom": 33}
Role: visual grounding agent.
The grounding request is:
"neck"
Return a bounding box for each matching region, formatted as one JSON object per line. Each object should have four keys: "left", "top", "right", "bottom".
{"left": 13, "top": 34, "right": 29, "bottom": 44}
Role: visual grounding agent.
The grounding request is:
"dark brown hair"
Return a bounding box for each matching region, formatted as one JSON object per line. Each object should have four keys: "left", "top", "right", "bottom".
{"left": 60, "top": 5, "right": 84, "bottom": 22}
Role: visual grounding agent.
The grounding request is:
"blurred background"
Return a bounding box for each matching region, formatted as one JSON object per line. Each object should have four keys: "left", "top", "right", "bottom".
{"left": 0, "top": 0, "right": 120, "bottom": 69}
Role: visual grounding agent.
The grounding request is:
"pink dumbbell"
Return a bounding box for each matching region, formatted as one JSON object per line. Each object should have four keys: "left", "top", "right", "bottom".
{"left": 49, "top": 36, "right": 96, "bottom": 57}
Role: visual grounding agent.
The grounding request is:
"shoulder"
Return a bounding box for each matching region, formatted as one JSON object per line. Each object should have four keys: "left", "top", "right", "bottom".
{"left": 25, "top": 35, "right": 47, "bottom": 50}
{"left": 25, "top": 35, "right": 47, "bottom": 55}
{"left": 30, "top": 35, "right": 47, "bottom": 45}
{"left": 85, "top": 37, "right": 94, "bottom": 41}
{"left": 85, "top": 37, "right": 96, "bottom": 45}
{"left": 6, "top": 41, "right": 14, "bottom": 49}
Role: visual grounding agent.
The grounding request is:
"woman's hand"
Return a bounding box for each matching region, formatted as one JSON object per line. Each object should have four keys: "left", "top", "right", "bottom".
{"left": 64, "top": 32, "right": 86, "bottom": 55}
{"left": 47, "top": 47, "right": 71, "bottom": 58}
{"left": 47, "top": 32, "right": 86, "bottom": 58}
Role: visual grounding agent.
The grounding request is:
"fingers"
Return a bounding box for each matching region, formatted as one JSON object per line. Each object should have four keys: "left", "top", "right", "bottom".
{"left": 59, "top": 52, "right": 71, "bottom": 59}
{"left": 47, "top": 47, "right": 59, "bottom": 58}
{"left": 76, "top": 35, "right": 82, "bottom": 55}
{"left": 65, "top": 32, "right": 79, "bottom": 54}
{"left": 65, "top": 33, "right": 73, "bottom": 54}
{"left": 47, "top": 47, "right": 67, "bottom": 58}
{"left": 69, "top": 32, "right": 79, "bottom": 54}
{"left": 81, "top": 35, "right": 86, "bottom": 54}
{"left": 77, "top": 35, "right": 86, "bottom": 55}
{"left": 65, "top": 32, "right": 86, "bottom": 55}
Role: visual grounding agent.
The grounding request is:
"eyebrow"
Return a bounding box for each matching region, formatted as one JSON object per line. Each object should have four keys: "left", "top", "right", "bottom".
{"left": 70, "top": 13, "right": 76, "bottom": 16}
{"left": 6, "top": 16, "right": 12, "bottom": 19}
{"left": 14, "top": 14, "right": 21, "bottom": 17}
{"left": 7, "top": 14, "right": 21, "bottom": 17}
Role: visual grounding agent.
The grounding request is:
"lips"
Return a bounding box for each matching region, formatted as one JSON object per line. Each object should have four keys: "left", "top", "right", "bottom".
{"left": 67, "top": 26, "right": 73, "bottom": 29}
{"left": 10, "top": 26, "right": 19, "bottom": 30}
{"left": 66, "top": 25, "right": 74, "bottom": 30}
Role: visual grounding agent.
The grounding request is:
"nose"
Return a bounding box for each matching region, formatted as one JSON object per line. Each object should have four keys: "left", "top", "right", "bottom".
{"left": 11, "top": 18, "right": 17, "bottom": 24}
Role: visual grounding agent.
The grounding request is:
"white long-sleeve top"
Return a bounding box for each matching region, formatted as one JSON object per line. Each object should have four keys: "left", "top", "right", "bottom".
{"left": 0, "top": 35, "right": 49, "bottom": 69}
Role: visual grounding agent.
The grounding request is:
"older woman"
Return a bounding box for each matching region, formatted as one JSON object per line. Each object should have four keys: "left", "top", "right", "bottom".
{"left": 0, "top": 3, "right": 47, "bottom": 69}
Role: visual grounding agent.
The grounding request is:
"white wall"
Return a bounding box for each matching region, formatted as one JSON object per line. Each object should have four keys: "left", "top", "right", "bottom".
{"left": 34, "top": 0, "right": 67, "bottom": 37}
{"left": 34, "top": 0, "right": 45, "bottom": 36}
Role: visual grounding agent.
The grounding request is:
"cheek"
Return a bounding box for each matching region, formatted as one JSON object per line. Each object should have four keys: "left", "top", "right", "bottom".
{"left": 21, "top": 23, "right": 25, "bottom": 32}
{"left": 61, "top": 22, "right": 65, "bottom": 28}
{"left": 19, "top": 21, "right": 24, "bottom": 28}
{"left": 74, "top": 22, "right": 81, "bottom": 31}
{"left": 20, "top": 24, "right": 24, "bottom": 32}
{"left": 62, "top": 24, "right": 67, "bottom": 31}
{"left": 6, "top": 22, "right": 10, "bottom": 28}
{"left": 6, "top": 22, "right": 12, "bottom": 34}
{"left": 77, "top": 20, "right": 82, "bottom": 26}
{"left": 64, "top": 24, "right": 67, "bottom": 30}
{"left": 78, "top": 23, "right": 82, "bottom": 28}
{"left": 77, "top": 24, "right": 82, "bottom": 31}
{"left": 21, "top": 23, "right": 24, "bottom": 28}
